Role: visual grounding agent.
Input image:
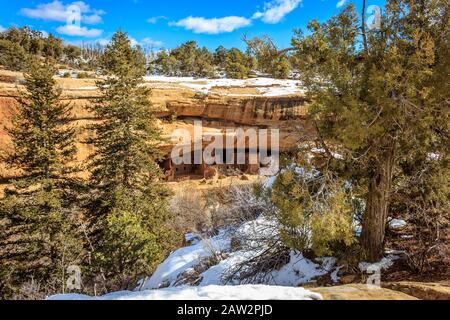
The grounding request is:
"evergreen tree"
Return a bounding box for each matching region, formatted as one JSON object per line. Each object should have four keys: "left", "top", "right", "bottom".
{"left": 0, "top": 60, "right": 82, "bottom": 298}
{"left": 171, "top": 41, "right": 198, "bottom": 76}
{"left": 291, "top": 1, "right": 449, "bottom": 261}
{"left": 150, "top": 50, "right": 180, "bottom": 76}
{"left": 42, "top": 34, "right": 63, "bottom": 60}
{"left": 63, "top": 45, "right": 82, "bottom": 67}
{"left": 193, "top": 47, "right": 216, "bottom": 78}
{"left": 224, "top": 48, "right": 252, "bottom": 79}
{"left": 86, "top": 30, "right": 174, "bottom": 290}
{"left": 0, "top": 40, "right": 28, "bottom": 71}
{"left": 244, "top": 35, "right": 291, "bottom": 79}
{"left": 213, "top": 45, "right": 228, "bottom": 68}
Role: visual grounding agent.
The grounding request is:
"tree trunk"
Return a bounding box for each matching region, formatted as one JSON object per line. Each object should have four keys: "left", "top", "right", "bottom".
{"left": 361, "top": 140, "right": 396, "bottom": 262}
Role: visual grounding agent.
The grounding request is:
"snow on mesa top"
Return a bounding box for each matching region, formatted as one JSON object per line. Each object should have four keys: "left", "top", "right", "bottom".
{"left": 143, "top": 76, "right": 305, "bottom": 97}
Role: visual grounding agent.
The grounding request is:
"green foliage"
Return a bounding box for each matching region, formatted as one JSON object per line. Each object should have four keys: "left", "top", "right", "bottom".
{"left": 270, "top": 169, "right": 356, "bottom": 257}
{"left": 63, "top": 45, "right": 82, "bottom": 67}
{"left": 0, "top": 27, "right": 68, "bottom": 70}
{"left": 0, "top": 39, "right": 29, "bottom": 71}
{"left": 149, "top": 41, "right": 216, "bottom": 77}
{"left": 91, "top": 186, "right": 174, "bottom": 287}
{"left": 0, "top": 60, "right": 82, "bottom": 298}
{"left": 291, "top": 1, "right": 449, "bottom": 261}
{"left": 244, "top": 35, "right": 291, "bottom": 79}
{"left": 42, "top": 34, "right": 63, "bottom": 60}
{"left": 310, "top": 191, "right": 356, "bottom": 256}
{"left": 194, "top": 47, "right": 216, "bottom": 78}
{"left": 213, "top": 45, "right": 228, "bottom": 68}
{"left": 87, "top": 30, "right": 174, "bottom": 290}
{"left": 272, "top": 56, "right": 291, "bottom": 79}
{"left": 224, "top": 48, "right": 253, "bottom": 79}
{"left": 150, "top": 50, "right": 178, "bottom": 76}
{"left": 0, "top": 27, "right": 46, "bottom": 55}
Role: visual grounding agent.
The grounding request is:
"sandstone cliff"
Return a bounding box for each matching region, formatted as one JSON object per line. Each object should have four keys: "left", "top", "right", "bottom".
{"left": 0, "top": 70, "right": 313, "bottom": 183}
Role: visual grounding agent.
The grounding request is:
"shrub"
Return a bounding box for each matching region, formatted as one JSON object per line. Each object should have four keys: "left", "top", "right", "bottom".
{"left": 271, "top": 168, "right": 357, "bottom": 257}
{"left": 224, "top": 48, "right": 252, "bottom": 79}
{"left": 0, "top": 40, "right": 28, "bottom": 71}
{"left": 77, "top": 72, "right": 90, "bottom": 79}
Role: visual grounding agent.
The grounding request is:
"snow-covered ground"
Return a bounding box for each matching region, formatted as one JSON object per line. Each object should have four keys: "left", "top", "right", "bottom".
{"left": 48, "top": 213, "right": 401, "bottom": 300}
{"left": 47, "top": 165, "right": 403, "bottom": 301}
{"left": 142, "top": 229, "right": 232, "bottom": 289}
{"left": 139, "top": 215, "right": 341, "bottom": 291}
{"left": 143, "top": 76, "right": 304, "bottom": 97}
{"left": 48, "top": 285, "right": 322, "bottom": 301}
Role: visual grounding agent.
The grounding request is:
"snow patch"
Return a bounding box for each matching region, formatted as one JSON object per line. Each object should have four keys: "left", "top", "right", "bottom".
{"left": 141, "top": 215, "right": 340, "bottom": 289}
{"left": 48, "top": 285, "right": 322, "bottom": 300}
{"left": 388, "top": 219, "right": 407, "bottom": 231}
{"left": 143, "top": 76, "right": 304, "bottom": 97}
{"left": 141, "top": 230, "right": 231, "bottom": 290}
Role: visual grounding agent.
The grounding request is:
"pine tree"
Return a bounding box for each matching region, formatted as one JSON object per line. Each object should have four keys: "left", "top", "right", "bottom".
{"left": 0, "top": 60, "right": 83, "bottom": 298}
{"left": 213, "top": 45, "right": 228, "bottom": 68}
{"left": 86, "top": 30, "right": 174, "bottom": 290}
{"left": 193, "top": 47, "right": 216, "bottom": 78}
{"left": 42, "top": 34, "right": 63, "bottom": 60}
{"left": 244, "top": 35, "right": 291, "bottom": 79}
{"left": 63, "top": 45, "right": 82, "bottom": 67}
{"left": 0, "top": 39, "right": 28, "bottom": 71}
{"left": 291, "top": 1, "right": 449, "bottom": 261}
{"left": 224, "top": 48, "right": 252, "bottom": 79}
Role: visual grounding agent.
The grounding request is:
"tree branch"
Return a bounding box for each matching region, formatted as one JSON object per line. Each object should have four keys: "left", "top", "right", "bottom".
{"left": 362, "top": 0, "right": 369, "bottom": 54}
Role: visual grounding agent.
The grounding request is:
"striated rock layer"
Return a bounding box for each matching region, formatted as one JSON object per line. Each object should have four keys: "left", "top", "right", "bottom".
{"left": 0, "top": 71, "right": 314, "bottom": 183}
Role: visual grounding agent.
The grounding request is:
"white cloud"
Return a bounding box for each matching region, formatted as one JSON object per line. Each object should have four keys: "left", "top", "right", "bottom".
{"left": 82, "top": 14, "right": 103, "bottom": 25}
{"left": 96, "top": 38, "right": 110, "bottom": 46}
{"left": 128, "top": 37, "right": 163, "bottom": 47}
{"left": 56, "top": 24, "right": 102, "bottom": 37}
{"left": 147, "top": 16, "right": 167, "bottom": 24}
{"left": 20, "top": 1, "right": 105, "bottom": 25}
{"left": 69, "top": 36, "right": 163, "bottom": 48}
{"left": 0, "top": 25, "right": 6, "bottom": 32}
{"left": 336, "top": 0, "right": 347, "bottom": 8}
{"left": 140, "top": 37, "right": 163, "bottom": 47}
{"left": 252, "top": 0, "right": 302, "bottom": 24}
{"left": 170, "top": 16, "right": 251, "bottom": 34}
{"left": 128, "top": 37, "right": 139, "bottom": 47}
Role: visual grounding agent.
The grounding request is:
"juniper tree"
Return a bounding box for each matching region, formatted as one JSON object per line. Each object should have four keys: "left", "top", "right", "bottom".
{"left": 86, "top": 30, "right": 174, "bottom": 290}
{"left": 291, "top": 1, "right": 449, "bottom": 261}
{"left": 213, "top": 45, "right": 228, "bottom": 68}
{"left": 193, "top": 47, "right": 216, "bottom": 78}
{"left": 270, "top": 168, "right": 356, "bottom": 257}
{"left": 0, "top": 61, "right": 83, "bottom": 298}
{"left": 244, "top": 35, "right": 291, "bottom": 79}
{"left": 0, "top": 40, "right": 28, "bottom": 71}
{"left": 224, "top": 48, "right": 253, "bottom": 79}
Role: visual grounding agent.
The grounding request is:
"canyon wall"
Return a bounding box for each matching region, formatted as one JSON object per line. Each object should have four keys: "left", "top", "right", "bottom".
{"left": 0, "top": 71, "right": 314, "bottom": 182}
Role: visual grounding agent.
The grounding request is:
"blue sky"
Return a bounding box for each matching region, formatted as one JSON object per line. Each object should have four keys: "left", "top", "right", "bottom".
{"left": 0, "top": 0, "right": 386, "bottom": 50}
